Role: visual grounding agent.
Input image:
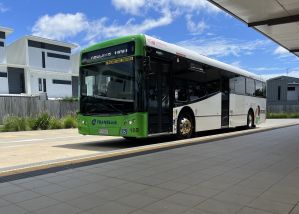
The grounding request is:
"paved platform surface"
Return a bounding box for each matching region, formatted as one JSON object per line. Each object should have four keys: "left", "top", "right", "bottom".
{"left": 0, "top": 119, "right": 299, "bottom": 172}
{"left": 0, "top": 125, "right": 299, "bottom": 214}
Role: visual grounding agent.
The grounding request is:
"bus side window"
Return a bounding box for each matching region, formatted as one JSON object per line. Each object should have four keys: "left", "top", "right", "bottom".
{"left": 262, "top": 83, "right": 266, "bottom": 98}
{"left": 255, "top": 80, "right": 263, "bottom": 97}
{"left": 175, "top": 88, "right": 188, "bottom": 102}
{"left": 246, "top": 78, "right": 255, "bottom": 96}
{"left": 230, "top": 76, "right": 245, "bottom": 95}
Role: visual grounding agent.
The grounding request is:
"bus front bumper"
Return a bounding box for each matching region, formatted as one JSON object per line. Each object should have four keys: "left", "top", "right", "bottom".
{"left": 77, "top": 113, "right": 148, "bottom": 138}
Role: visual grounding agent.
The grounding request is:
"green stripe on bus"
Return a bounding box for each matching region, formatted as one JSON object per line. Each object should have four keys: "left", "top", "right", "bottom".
{"left": 77, "top": 112, "right": 148, "bottom": 138}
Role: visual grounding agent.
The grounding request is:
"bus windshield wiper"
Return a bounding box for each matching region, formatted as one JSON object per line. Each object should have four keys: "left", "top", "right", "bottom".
{"left": 94, "top": 95, "right": 127, "bottom": 115}
{"left": 107, "top": 103, "right": 127, "bottom": 115}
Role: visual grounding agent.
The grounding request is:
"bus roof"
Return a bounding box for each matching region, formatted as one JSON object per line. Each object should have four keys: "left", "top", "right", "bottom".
{"left": 81, "top": 34, "right": 264, "bottom": 82}
{"left": 144, "top": 35, "right": 265, "bottom": 82}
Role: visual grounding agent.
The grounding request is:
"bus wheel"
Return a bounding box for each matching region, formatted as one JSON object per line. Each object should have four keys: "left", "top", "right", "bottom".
{"left": 247, "top": 111, "right": 255, "bottom": 129}
{"left": 177, "top": 112, "right": 194, "bottom": 139}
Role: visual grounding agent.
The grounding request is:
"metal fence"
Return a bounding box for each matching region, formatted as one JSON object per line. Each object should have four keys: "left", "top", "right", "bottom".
{"left": 0, "top": 95, "right": 78, "bottom": 124}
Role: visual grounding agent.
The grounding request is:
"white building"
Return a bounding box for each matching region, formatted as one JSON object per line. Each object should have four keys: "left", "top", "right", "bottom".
{"left": 0, "top": 27, "right": 13, "bottom": 94}
{"left": 6, "top": 35, "right": 78, "bottom": 98}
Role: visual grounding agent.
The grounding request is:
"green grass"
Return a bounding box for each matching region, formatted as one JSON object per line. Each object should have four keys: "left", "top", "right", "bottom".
{"left": 267, "top": 112, "right": 299, "bottom": 119}
{"left": 1, "top": 114, "right": 78, "bottom": 132}
{"left": 2, "top": 116, "right": 31, "bottom": 132}
{"left": 63, "top": 115, "right": 78, "bottom": 129}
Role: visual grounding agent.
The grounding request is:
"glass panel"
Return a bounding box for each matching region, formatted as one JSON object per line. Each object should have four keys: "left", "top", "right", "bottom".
{"left": 173, "top": 59, "right": 221, "bottom": 106}
{"left": 79, "top": 59, "right": 135, "bottom": 115}
{"left": 255, "top": 80, "right": 263, "bottom": 97}
{"left": 246, "top": 78, "right": 255, "bottom": 96}
{"left": 230, "top": 76, "right": 245, "bottom": 95}
{"left": 81, "top": 60, "right": 134, "bottom": 101}
{"left": 85, "top": 76, "right": 95, "bottom": 96}
{"left": 262, "top": 83, "right": 266, "bottom": 98}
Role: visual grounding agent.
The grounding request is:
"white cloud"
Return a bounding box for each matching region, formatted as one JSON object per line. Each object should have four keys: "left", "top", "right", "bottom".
{"left": 0, "top": 2, "right": 8, "bottom": 13}
{"left": 177, "top": 37, "right": 269, "bottom": 58}
{"left": 261, "top": 69, "right": 299, "bottom": 80}
{"left": 32, "top": 13, "right": 88, "bottom": 40}
{"left": 31, "top": 0, "right": 220, "bottom": 44}
{"left": 230, "top": 61, "right": 242, "bottom": 68}
{"left": 170, "top": 0, "right": 221, "bottom": 13}
{"left": 274, "top": 46, "right": 288, "bottom": 55}
{"left": 186, "top": 15, "right": 207, "bottom": 35}
{"left": 112, "top": 0, "right": 145, "bottom": 15}
{"left": 111, "top": 0, "right": 220, "bottom": 16}
{"left": 253, "top": 67, "right": 282, "bottom": 72}
{"left": 85, "top": 9, "right": 172, "bottom": 43}
{"left": 272, "top": 46, "right": 299, "bottom": 59}
{"left": 32, "top": 10, "right": 173, "bottom": 44}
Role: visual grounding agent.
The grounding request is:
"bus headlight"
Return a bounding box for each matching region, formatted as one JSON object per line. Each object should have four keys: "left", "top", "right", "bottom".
{"left": 128, "top": 119, "right": 135, "bottom": 125}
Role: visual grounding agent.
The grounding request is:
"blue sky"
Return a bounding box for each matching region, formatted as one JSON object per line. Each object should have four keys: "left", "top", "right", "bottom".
{"left": 1, "top": 0, "right": 299, "bottom": 78}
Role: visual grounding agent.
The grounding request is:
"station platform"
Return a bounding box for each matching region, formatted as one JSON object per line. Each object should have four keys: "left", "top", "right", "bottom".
{"left": 0, "top": 125, "right": 299, "bottom": 214}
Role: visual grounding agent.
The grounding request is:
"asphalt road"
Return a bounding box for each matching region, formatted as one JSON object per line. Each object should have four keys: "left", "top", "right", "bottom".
{"left": 0, "top": 124, "right": 299, "bottom": 213}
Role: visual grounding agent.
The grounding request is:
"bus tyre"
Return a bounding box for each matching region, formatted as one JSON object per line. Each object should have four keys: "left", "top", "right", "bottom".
{"left": 247, "top": 111, "right": 255, "bottom": 129}
{"left": 177, "top": 112, "right": 194, "bottom": 139}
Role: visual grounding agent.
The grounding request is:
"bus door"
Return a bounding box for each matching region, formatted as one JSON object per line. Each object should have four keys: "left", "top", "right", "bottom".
{"left": 146, "top": 58, "right": 172, "bottom": 134}
{"left": 221, "top": 77, "right": 229, "bottom": 127}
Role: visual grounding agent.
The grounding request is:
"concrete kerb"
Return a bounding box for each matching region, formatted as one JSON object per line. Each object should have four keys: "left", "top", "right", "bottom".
{"left": 0, "top": 122, "right": 299, "bottom": 182}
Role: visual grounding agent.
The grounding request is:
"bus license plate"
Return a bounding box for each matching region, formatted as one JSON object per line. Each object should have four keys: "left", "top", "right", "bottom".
{"left": 99, "top": 129, "right": 108, "bottom": 135}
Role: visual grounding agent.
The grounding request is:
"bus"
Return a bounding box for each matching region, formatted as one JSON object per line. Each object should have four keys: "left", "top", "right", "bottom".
{"left": 78, "top": 34, "right": 266, "bottom": 139}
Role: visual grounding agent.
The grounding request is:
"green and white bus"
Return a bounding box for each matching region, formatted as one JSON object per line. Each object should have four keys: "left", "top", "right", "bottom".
{"left": 78, "top": 34, "right": 266, "bottom": 139}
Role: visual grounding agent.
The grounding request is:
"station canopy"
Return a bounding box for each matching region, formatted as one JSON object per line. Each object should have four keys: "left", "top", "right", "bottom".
{"left": 208, "top": 0, "right": 299, "bottom": 57}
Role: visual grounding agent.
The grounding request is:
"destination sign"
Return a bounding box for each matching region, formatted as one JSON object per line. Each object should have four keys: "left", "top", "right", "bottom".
{"left": 81, "top": 42, "right": 135, "bottom": 65}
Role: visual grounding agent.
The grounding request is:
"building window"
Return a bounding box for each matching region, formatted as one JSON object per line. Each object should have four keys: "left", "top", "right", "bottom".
{"left": 47, "top": 52, "right": 70, "bottom": 60}
{"left": 42, "top": 52, "right": 46, "bottom": 68}
{"left": 0, "top": 41, "right": 4, "bottom": 47}
{"left": 28, "top": 40, "right": 71, "bottom": 53}
{"left": 0, "top": 31, "right": 5, "bottom": 39}
{"left": 278, "top": 86, "right": 281, "bottom": 101}
{"left": 38, "top": 78, "right": 42, "bottom": 91}
{"left": 0, "top": 72, "right": 7, "bottom": 78}
{"left": 288, "top": 86, "right": 295, "bottom": 91}
{"left": 53, "top": 79, "right": 72, "bottom": 85}
{"left": 43, "top": 79, "right": 47, "bottom": 92}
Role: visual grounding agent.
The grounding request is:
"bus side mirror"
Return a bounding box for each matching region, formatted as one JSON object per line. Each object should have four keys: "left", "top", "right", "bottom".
{"left": 175, "top": 89, "right": 179, "bottom": 100}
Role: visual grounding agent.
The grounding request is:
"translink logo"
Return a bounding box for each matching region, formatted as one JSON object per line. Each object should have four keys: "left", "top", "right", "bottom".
{"left": 91, "top": 119, "right": 117, "bottom": 126}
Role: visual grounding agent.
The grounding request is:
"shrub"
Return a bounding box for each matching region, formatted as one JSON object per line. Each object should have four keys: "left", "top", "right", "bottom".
{"left": 35, "top": 113, "right": 51, "bottom": 130}
{"left": 267, "top": 112, "right": 299, "bottom": 119}
{"left": 63, "top": 115, "right": 77, "bottom": 128}
{"left": 27, "top": 117, "right": 38, "bottom": 130}
{"left": 61, "top": 97, "right": 78, "bottom": 102}
{"left": 1, "top": 113, "right": 78, "bottom": 132}
{"left": 3, "top": 116, "right": 31, "bottom": 132}
{"left": 49, "top": 117, "right": 63, "bottom": 129}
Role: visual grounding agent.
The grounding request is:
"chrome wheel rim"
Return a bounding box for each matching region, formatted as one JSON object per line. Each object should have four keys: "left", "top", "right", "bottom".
{"left": 179, "top": 117, "right": 192, "bottom": 136}
{"left": 248, "top": 114, "right": 253, "bottom": 127}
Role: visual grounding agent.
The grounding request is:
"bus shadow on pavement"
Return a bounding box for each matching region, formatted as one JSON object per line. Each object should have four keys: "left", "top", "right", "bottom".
{"left": 55, "top": 126, "right": 248, "bottom": 152}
